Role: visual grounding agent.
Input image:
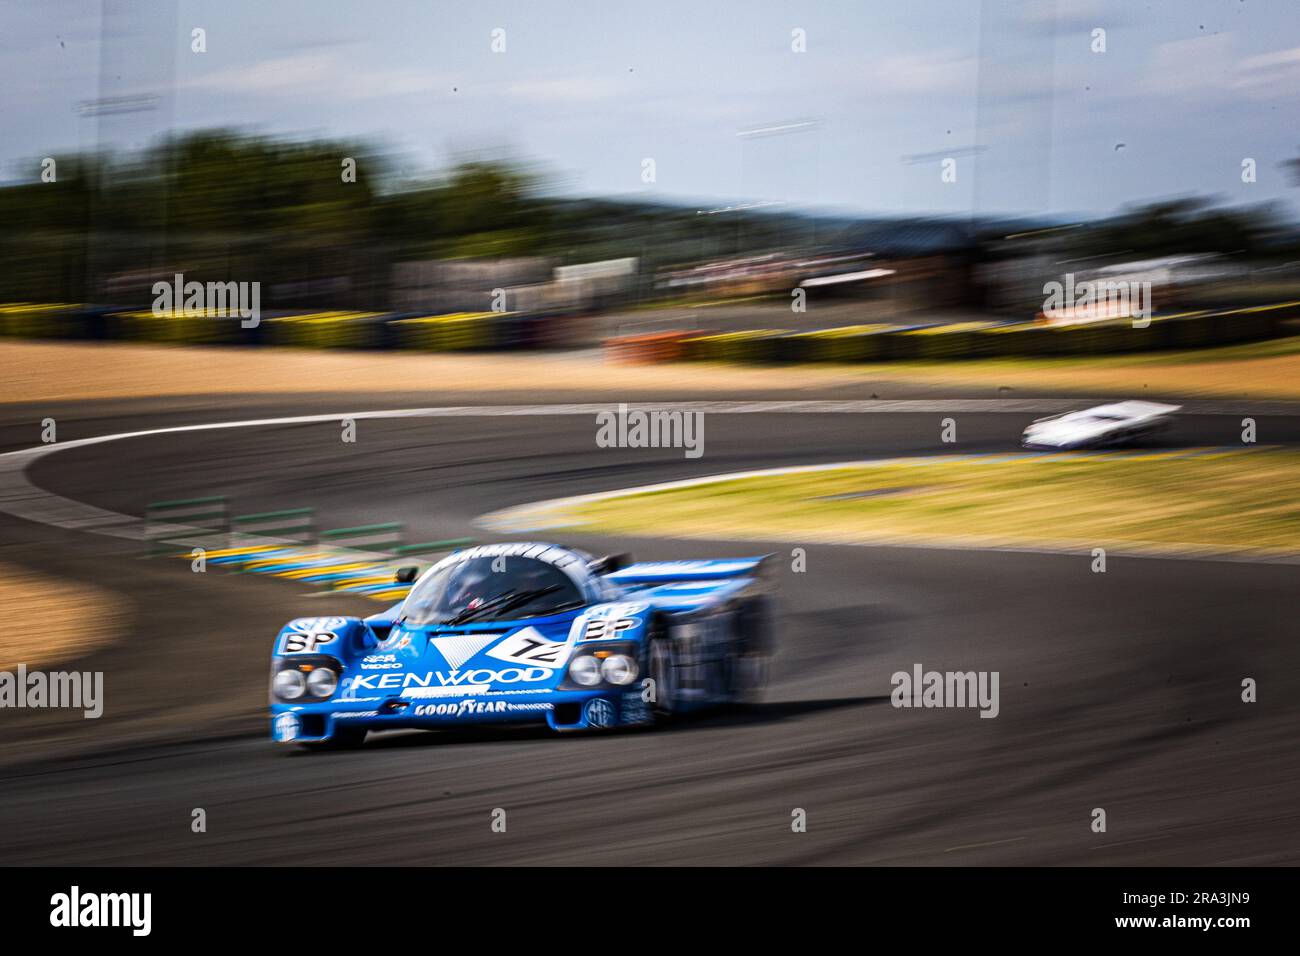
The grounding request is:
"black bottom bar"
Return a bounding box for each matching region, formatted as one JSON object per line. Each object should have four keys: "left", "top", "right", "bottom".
{"left": 1, "top": 867, "right": 1284, "bottom": 942}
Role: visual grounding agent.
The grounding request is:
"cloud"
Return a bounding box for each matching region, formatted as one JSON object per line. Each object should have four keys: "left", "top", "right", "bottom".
{"left": 184, "top": 51, "right": 447, "bottom": 101}
{"left": 183, "top": 52, "right": 638, "bottom": 113}
{"left": 1233, "top": 45, "right": 1300, "bottom": 95}
{"left": 1142, "top": 34, "right": 1300, "bottom": 102}
{"left": 1019, "top": 0, "right": 1118, "bottom": 37}
{"left": 504, "top": 76, "right": 628, "bottom": 106}
{"left": 867, "top": 51, "right": 978, "bottom": 96}
{"left": 185, "top": 52, "right": 337, "bottom": 95}
{"left": 1142, "top": 34, "right": 1235, "bottom": 96}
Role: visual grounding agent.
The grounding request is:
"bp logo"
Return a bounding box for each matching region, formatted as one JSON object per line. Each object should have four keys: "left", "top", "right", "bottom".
{"left": 583, "top": 698, "right": 615, "bottom": 729}
{"left": 274, "top": 712, "right": 300, "bottom": 742}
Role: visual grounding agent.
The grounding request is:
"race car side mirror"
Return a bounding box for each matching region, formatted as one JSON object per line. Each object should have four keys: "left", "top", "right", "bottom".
{"left": 589, "top": 553, "right": 630, "bottom": 574}
{"left": 394, "top": 566, "right": 419, "bottom": 583}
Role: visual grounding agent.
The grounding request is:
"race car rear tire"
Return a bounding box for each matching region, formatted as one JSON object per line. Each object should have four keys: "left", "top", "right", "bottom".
{"left": 728, "top": 597, "right": 773, "bottom": 703}
{"left": 648, "top": 637, "right": 678, "bottom": 724}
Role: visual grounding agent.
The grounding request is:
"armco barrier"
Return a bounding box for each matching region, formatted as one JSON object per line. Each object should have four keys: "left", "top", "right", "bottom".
{"left": 166, "top": 536, "right": 481, "bottom": 601}
{"left": 1163, "top": 311, "right": 1221, "bottom": 349}
{"left": 747, "top": 331, "right": 797, "bottom": 364}
{"left": 680, "top": 329, "right": 790, "bottom": 363}
{"left": 977, "top": 323, "right": 1053, "bottom": 357}
{"left": 878, "top": 324, "right": 938, "bottom": 360}
{"left": 731, "top": 330, "right": 790, "bottom": 363}
{"left": 532, "top": 311, "right": 590, "bottom": 349}
{"left": 613, "top": 300, "right": 1300, "bottom": 365}
{"left": 390, "top": 312, "right": 501, "bottom": 351}
{"left": 144, "top": 495, "right": 229, "bottom": 556}
{"left": 5, "top": 299, "right": 1297, "bottom": 359}
{"left": 1215, "top": 301, "right": 1294, "bottom": 341}
{"left": 765, "top": 331, "right": 817, "bottom": 364}
{"left": 496, "top": 312, "right": 541, "bottom": 350}
{"left": 1047, "top": 320, "right": 1137, "bottom": 356}
{"left": 808, "top": 324, "right": 893, "bottom": 362}
{"left": 678, "top": 332, "right": 710, "bottom": 361}
{"left": 320, "top": 522, "right": 405, "bottom": 553}
{"left": 896, "top": 322, "right": 1000, "bottom": 360}
{"left": 391, "top": 537, "right": 477, "bottom": 558}
{"left": 115, "top": 310, "right": 251, "bottom": 346}
{"left": 0, "top": 303, "right": 89, "bottom": 339}
{"left": 230, "top": 507, "right": 315, "bottom": 546}
{"left": 263, "top": 312, "right": 392, "bottom": 349}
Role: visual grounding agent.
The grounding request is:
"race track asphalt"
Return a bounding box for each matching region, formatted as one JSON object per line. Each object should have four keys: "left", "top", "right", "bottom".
{"left": 0, "top": 387, "right": 1296, "bottom": 865}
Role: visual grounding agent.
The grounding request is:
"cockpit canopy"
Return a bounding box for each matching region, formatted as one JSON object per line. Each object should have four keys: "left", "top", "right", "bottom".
{"left": 401, "top": 555, "right": 587, "bottom": 626}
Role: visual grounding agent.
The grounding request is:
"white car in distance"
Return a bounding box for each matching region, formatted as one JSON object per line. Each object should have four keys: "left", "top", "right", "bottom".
{"left": 1021, "top": 400, "right": 1181, "bottom": 450}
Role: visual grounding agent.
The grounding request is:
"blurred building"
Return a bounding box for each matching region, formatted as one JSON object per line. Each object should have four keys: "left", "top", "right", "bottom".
{"left": 656, "top": 220, "right": 980, "bottom": 315}
{"left": 391, "top": 256, "right": 637, "bottom": 314}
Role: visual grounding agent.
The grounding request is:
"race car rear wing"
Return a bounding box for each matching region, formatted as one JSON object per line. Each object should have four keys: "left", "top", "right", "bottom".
{"left": 605, "top": 555, "right": 774, "bottom": 585}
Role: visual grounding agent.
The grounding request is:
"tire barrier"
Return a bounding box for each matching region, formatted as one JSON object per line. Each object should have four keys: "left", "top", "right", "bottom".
{"left": 603, "top": 330, "right": 694, "bottom": 364}
{"left": 644, "top": 301, "right": 1300, "bottom": 365}
{"left": 3, "top": 300, "right": 1296, "bottom": 359}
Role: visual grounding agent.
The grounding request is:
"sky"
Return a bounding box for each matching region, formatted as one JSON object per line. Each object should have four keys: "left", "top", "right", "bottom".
{"left": 3, "top": 0, "right": 1299, "bottom": 218}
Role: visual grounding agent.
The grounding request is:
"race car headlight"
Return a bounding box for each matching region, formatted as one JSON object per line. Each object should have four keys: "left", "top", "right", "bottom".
{"left": 600, "top": 654, "right": 638, "bottom": 686}
{"left": 273, "top": 668, "right": 306, "bottom": 700}
{"left": 306, "top": 667, "right": 338, "bottom": 698}
{"left": 568, "top": 654, "right": 603, "bottom": 687}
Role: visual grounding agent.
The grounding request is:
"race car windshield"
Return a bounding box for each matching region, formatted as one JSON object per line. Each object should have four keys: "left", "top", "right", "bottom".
{"left": 400, "top": 556, "right": 585, "bottom": 626}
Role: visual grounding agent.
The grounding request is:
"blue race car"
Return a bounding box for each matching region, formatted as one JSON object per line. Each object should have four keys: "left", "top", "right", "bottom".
{"left": 269, "top": 542, "right": 775, "bottom": 748}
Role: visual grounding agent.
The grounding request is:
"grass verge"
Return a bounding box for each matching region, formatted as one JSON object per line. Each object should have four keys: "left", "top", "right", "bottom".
{"left": 3, "top": 334, "right": 1300, "bottom": 404}
{"left": 561, "top": 448, "right": 1300, "bottom": 556}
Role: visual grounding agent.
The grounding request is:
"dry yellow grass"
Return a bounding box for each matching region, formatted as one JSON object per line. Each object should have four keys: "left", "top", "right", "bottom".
{"left": 0, "top": 340, "right": 868, "bottom": 402}
{"left": 565, "top": 451, "right": 1300, "bottom": 556}
{"left": 871, "top": 351, "right": 1300, "bottom": 399}
{"left": 0, "top": 562, "right": 126, "bottom": 670}
{"left": 3, "top": 337, "right": 1300, "bottom": 403}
